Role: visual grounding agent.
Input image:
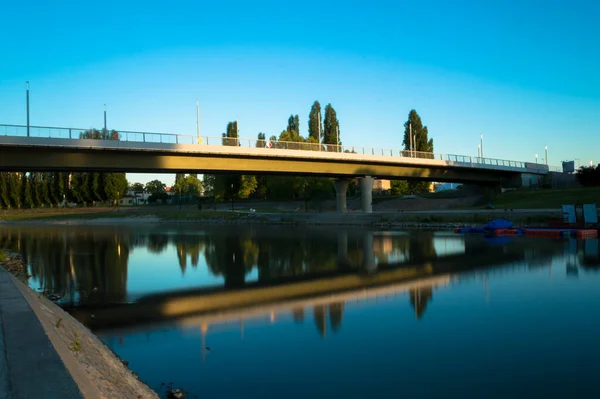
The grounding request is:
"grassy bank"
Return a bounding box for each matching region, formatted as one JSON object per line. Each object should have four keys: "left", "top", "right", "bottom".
{"left": 490, "top": 187, "right": 600, "bottom": 209}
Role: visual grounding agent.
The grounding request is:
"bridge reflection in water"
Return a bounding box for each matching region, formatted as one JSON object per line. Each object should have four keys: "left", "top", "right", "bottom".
{"left": 0, "top": 224, "right": 594, "bottom": 336}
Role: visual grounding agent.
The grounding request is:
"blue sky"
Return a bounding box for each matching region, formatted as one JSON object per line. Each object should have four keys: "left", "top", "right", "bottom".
{"left": 1, "top": 0, "right": 598, "bottom": 185}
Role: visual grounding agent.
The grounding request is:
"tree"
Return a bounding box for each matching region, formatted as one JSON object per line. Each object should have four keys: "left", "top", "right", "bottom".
{"left": 323, "top": 103, "right": 340, "bottom": 150}
{"left": 403, "top": 110, "right": 435, "bottom": 193}
{"left": 41, "top": 173, "right": 52, "bottom": 207}
{"left": 22, "top": 173, "right": 33, "bottom": 208}
{"left": 104, "top": 173, "right": 128, "bottom": 205}
{"left": 256, "top": 133, "right": 266, "bottom": 148}
{"left": 308, "top": 101, "right": 322, "bottom": 143}
{"left": 0, "top": 173, "right": 10, "bottom": 209}
{"left": 576, "top": 165, "right": 600, "bottom": 187}
{"left": 31, "top": 173, "right": 43, "bottom": 207}
{"left": 286, "top": 114, "right": 300, "bottom": 142}
{"left": 9, "top": 173, "right": 22, "bottom": 209}
{"left": 238, "top": 175, "right": 257, "bottom": 199}
{"left": 222, "top": 121, "right": 239, "bottom": 146}
{"left": 403, "top": 109, "right": 433, "bottom": 156}
{"left": 145, "top": 180, "right": 166, "bottom": 196}
{"left": 390, "top": 180, "right": 409, "bottom": 196}
{"left": 183, "top": 175, "right": 203, "bottom": 197}
{"left": 50, "top": 172, "right": 65, "bottom": 206}
{"left": 130, "top": 182, "right": 144, "bottom": 193}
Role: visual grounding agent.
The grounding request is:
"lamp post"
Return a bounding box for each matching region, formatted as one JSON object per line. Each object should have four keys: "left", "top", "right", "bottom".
{"left": 196, "top": 98, "right": 201, "bottom": 144}
{"left": 26, "top": 81, "right": 30, "bottom": 137}
{"left": 231, "top": 183, "right": 234, "bottom": 211}
{"left": 480, "top": 134, "right": 484, "bottom": 158}
{"left": 545, "top": 145, "right": 548, "bottom": 166}
{"left": 535, "top": 154, "right": 538, "bottom": 163}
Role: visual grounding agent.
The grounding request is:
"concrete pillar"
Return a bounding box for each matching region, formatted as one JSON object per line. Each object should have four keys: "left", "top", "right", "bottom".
{"left": 333, "top": 179, "right": 350, "bottom": 213}
{"left": 362, "top": 231, "right": 376, "bottom": 274}
{"left": 359, "top": 176, "right": 374, "bottom": 213}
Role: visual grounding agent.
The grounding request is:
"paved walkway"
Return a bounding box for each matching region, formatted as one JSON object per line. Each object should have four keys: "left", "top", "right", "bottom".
{"left": 0, "top": 268, "right": 83, "bottom": 399}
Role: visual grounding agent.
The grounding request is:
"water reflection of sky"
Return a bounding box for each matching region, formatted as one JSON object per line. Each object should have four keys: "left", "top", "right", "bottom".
{"left": 100, "top": 259, "right": 600, "bottom": 399}
{"left": 126, "top": 244, "right": 259, "bottom": 299}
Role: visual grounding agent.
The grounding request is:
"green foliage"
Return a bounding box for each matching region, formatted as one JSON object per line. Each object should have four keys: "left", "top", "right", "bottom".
{"left": 0, "top": 173, "right": 10, "bottom": 209}
{"left": 130, "top": 182, "right": 144, "bottom": 192}
{"left": 222, "top": 121, "right": 239, "bottom": 146}
{"left": 42, "top": 173, "right": 52, "bottom": 206}
{"left": 323, "top": 103, "right": 340, "bottom": 149}
{"left": 238, "top": 176, "right": 257, "bottom": 199}
{"left": 256, "top": 132, "right": 266, "bottom": 148}
{"left": 308, "top": 101, "right": 322, "bottom": 142}
{"left": 173, "top": 175, "right": 203, "bottom": 198}
{"left": 31, "top": 173, "right": 43, "bottom": 207}
{"left": 267, "top": 176, "right": 304, "bottom": 200}
{"left": 104, "top": 173, "right": 128, "bottom": 205}
{"left": 390, "top": 180, "right": 410, "bottom": 196}
{"left": 0, "top": 250, "right": 7, "bottom": 262}
{"left": 23, "top": 174, "right": 33, "bottom": 208}
{"left": 9, "top": 173, "right": 22, "bottom": 209}
{"left": 145, "top": 179, "right": 166, "bottom": 195}
{"left": 286, "top": 114, "right": 300, "bottom": 141}
{"left": 576, "top": 165, "right": 600, "bottom": 187}
{"left": 403, "top": 110, "right": 435, "bottom": 193}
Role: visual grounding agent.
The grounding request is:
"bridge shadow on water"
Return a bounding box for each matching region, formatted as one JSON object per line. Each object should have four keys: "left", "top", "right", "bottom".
{"left": 0, "top": 224, "right": 594, "bottom": 335}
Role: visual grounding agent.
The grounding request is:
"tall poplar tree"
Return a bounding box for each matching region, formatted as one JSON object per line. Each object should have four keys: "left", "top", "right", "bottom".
{"left": 402, "top": 110, "right": 435, "bottom": 193}
{"left": 308, "top": 101, "right": 322, "bottom": 143}
{"left": 323, "top": 103, "right": 340, "bottom": 150}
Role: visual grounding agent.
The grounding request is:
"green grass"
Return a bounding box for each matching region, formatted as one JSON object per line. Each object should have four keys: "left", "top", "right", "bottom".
{"left": 490, "top": 187, "right": 600, "bottom": 209}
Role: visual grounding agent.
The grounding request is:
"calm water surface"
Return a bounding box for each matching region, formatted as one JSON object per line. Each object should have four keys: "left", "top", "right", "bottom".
{"left": 1, "top": 224, "right": 599, "bottom": 398}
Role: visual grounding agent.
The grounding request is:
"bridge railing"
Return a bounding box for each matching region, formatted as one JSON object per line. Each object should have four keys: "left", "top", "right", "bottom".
{"left": 1, "top": 123, "right": 533, "bottom": 170}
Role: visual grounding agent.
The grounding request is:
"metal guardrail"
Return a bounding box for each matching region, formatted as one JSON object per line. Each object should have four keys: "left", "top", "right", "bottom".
{"left": 0, "top": 123, "right": 539, "bottom": 170}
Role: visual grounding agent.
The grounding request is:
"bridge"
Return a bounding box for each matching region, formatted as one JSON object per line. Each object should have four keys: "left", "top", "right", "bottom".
{"left": 0, "top": 123, "right": 549, "bottom": 213}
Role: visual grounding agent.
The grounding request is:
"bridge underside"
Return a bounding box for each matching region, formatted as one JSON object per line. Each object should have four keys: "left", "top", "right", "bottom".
{"left": 0, "top": 145, "right": 517, "bottom": 184}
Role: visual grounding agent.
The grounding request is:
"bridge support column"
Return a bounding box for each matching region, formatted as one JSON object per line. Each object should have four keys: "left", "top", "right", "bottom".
{"left": 359, "top": 176, "right": 374, "bottom": 213}
{"left": 333, "top": 179, "right": 349, "bottom": 213}
{"left": 362, "top": 231, "right": 376, "bottom": 273}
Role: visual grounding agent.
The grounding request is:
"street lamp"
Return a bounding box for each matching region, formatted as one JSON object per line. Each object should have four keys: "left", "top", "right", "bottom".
{"left": 103, "top": 104, "right": 107, "bottom": 130}
{"left": 26, "top": 81, "right": 30, "bottom": 137}
{"left": 535, "top": 154, "right": 538, "bottom": 163}
{"left": 231, "top": 183, "right": 234, "bottom": 211}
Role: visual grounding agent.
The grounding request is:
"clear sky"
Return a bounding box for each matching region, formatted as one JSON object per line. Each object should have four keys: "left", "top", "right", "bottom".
{"left": 1, "top": 0, "right": 598, "bottom": 186}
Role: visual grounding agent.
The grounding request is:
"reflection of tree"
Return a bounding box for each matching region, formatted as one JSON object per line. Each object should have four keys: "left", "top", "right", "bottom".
{"left": 175, "top": 235, "right": 206, "bottom": 275}
{"left": 204, "top": 234, "right": 256, "bottom": 288}
{"left": 408, "top": 232, "right": 437, "bottom": 263}
{"left": 292, "top": 308, "right": 304, "bottom": 324}
{"left": 146, "top": 234, "right": 169, "bottom": 254}
{"left": 314, "top": 305, "right": 327, "bottom": 337}
{"left": 0, "top": 227, "right": 130, "bottom": 305}
{"left": 328, "top": 302, "right": 344, "bottom": 333}
{"left": 313, "top": 302, "right": 345, "bottom": 337}
{"left": 409, "top": 286, "right": 433, "bottom": 319}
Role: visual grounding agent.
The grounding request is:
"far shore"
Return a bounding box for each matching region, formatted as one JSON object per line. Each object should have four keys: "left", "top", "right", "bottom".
{"left": 0, "top": 205, "right": 563, "bottom": 228}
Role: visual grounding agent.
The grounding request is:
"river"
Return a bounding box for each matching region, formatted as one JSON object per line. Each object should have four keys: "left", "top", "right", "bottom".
{"left": 1, "top": 224, "right": 599, "bottom": 398}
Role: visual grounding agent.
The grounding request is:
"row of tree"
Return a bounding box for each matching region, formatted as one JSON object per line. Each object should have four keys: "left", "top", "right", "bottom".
{"left": 0, "top": 128, "right": 128, "bottom": 209}
{"left": 576, "top": 165, "right": 600, "bottom": 187}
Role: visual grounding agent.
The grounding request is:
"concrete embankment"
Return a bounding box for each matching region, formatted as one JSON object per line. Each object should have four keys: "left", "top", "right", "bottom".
{"left": 0, "top": 255, "right": 159, "bottom": 399}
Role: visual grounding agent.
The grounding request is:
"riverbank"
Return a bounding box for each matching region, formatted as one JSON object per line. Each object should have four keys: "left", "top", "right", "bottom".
{"left": 0, "top": 206, "right": 562, "bottom": 228}
{"left": 0, "top": 253, "right": 160, "bottom": 399}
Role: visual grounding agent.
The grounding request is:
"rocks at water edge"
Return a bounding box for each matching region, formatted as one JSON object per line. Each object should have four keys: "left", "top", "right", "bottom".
{"left": 167, "top": 388, "right": 187, "bottom": 399}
